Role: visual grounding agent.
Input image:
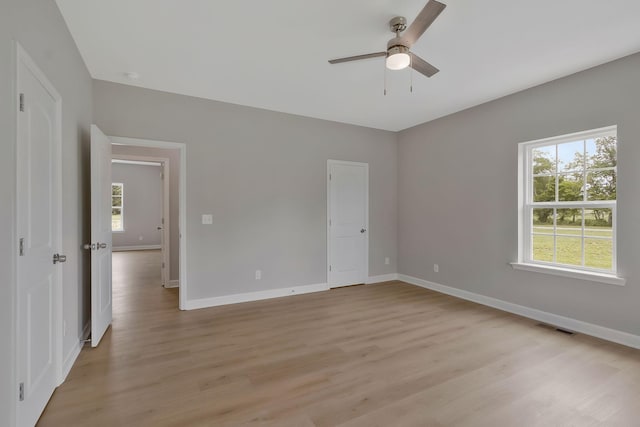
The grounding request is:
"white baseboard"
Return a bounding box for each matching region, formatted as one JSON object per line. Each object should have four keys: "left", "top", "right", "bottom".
{"left": 60, "top": 322, "right": 90, "bottom": 383}
{"left": 112, "top": 245, "right": 161, "bottom": 252}
{"left": 398, "top": 274, "right": 640, "bottom": 350}
{"left": 185, "top": 283, "right": 329, "bottom": 310}
{"left": 365, "top": 273, "right": 399, "bottom": 284}
{"left": 61, "top": 344, "right": 81, "bottom": 384}
{"left": 164, "top": 279, "right": 179, "bottom": 288}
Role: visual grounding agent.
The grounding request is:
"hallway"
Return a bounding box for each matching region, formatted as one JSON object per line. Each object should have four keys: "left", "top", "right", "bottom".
{"left": 111, "top": 250, "right": 178, "bottom": 318}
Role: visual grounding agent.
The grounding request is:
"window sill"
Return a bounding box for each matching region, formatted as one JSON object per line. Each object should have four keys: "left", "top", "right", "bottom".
{"left": 510, "top": 262, "right": 626, "bottom": 286}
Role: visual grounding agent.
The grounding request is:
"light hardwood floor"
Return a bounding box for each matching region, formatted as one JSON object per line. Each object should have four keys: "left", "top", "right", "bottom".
{"left": 39, "top": 250, "right": 640, "bottom": 426}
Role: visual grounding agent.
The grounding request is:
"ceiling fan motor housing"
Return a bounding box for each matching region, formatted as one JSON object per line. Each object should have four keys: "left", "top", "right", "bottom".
{"left": 387, "top": 37, "right": 410, "bottom": 55}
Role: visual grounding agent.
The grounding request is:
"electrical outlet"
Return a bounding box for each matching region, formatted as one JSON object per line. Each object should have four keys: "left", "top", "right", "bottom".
{"left": 255, "top": 270, "right": 261, "bottom": 280}
{"left": 138, "top": 236, "right": 144, "bottom": 241}
{"left": 385, "top": 257, "right": 390, "bottom": 265}
{"left": 202, "top": 214, "right": 213, "bottom": 225}
{"left": 434, "top": 264, "right": 439, "bottom": 273}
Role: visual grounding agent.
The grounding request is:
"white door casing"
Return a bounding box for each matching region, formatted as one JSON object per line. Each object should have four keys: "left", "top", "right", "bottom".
{"left": 90, "top": 125, "right": 113, "bottom": 347}
{"left": 159, "top": 166, "right": 166, "bottom": 285}
{"left": 108, "top": 135, "right": 187, "bottom": 310}
{"left": 327, "top": 160, "right": 369, "bottom": 288}
{"left": 16, "top": 44, "right": 63, "bottom": 427}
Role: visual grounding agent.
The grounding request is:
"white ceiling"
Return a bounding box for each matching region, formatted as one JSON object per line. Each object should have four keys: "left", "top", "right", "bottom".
{"left": 56, "top": 0, "right": 640, "bottom": 131}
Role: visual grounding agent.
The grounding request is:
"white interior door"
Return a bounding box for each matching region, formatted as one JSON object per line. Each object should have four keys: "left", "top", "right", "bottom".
{"left": 90, "top": 125, "right": 113, "bottom": 347}
{"left": 328, "top": 160, "right": 369, "bottom": 288}
{"left": 16, "top": 45, "right": 62, "bottom": 427}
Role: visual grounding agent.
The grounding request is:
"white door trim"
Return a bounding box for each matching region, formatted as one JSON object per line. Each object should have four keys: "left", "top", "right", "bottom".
{"left": 14, "top": 41, "right": 64, "bottom": 424}
{"left": 109, "top": 136, "right": 187, "bottom": 310}
{"left": 111, "top": 154, "right": 171, "bottom": 286}
{"left": 327, "top": 159, "right": 369, "bottom": 288}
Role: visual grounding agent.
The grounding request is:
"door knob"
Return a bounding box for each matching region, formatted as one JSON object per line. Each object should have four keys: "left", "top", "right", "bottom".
{"left": 53, "top": 254, "right": 67, "bottom": 264}
{"left": 98, "top": 243, "right": 107, "bottom": 249}
{"left": 157, "top": 226, "right": 163, "bottom": 230}
{"left": 361, "top": 228, "right": 367, "bottom": 233}
{"left": 83, "top": 243, "right": 95, "bottom": 250}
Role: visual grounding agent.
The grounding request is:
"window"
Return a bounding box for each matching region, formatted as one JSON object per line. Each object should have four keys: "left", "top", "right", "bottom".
{"left": 517, "top": 126, "right": 618, "bottom": 278}
{"left": 112, "top": 183, "right": 124, "bottom": 232}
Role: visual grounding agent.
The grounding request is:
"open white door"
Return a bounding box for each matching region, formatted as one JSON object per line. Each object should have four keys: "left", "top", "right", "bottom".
{"left": 327, "top": 160, "right": 369, "bottom": 288}
{"left": 90, "top": 125, "right": 113, "bottom": 347}
{"left": 16, "top": 44, "right": 63, "bottom": 427}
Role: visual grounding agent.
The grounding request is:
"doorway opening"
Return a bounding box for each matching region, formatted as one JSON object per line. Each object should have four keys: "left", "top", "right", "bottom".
{"left": 111, "top": 156, "right": 170, "bottom": 287}
{"left": 109, "top": 137, "right": 187, "bottom": 310}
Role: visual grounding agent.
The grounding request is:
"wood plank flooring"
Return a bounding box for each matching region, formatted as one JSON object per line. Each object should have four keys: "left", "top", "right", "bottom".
{"left": 38, "top": 250, "right": 640, "bottom": 426}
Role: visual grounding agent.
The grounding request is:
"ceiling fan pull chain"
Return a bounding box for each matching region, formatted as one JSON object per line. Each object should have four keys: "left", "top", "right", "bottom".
{"left": 384, "top": 63, "right": 388, "bottom": 96}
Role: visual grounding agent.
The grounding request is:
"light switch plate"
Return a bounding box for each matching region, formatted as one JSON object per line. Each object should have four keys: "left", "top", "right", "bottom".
{"left": 202, "top": 214, "right": 213, "bottom": 225}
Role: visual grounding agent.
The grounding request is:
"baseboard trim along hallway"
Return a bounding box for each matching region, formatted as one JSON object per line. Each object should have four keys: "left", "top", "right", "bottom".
{"left": 184, "top": 283, "right": 330, "bottom": 310}
{"left": 185, "top": 274, "right": 401, "bottom": 310}
{"left": 112, "top": 245, "right": 162, "bottom": 251}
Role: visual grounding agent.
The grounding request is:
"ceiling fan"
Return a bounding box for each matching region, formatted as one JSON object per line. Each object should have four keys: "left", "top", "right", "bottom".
{"left": 328, "top": 0, "right": 446, "bottom": 78}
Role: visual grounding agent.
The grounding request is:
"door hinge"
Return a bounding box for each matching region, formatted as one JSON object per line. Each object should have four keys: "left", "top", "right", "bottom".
{"left": 161, "top": 172, "right": 164, "bottom": 180}
{"left": 162, "top": 217, "right": 165, "bottom": 225}
{"left": 329, "top": 265, "right": 332, "bottom": 272}
{"left": 19, "top": 383, "right": 24, "bottom": 401}
{"left": 19, "top": 93, "right": 24, "bottom": 112}
{"left": 329, "top": 173, "right": 332, "bottom": 180}
{"left": 329, "top": 219, "right": 332, "bottom": 226}
{"left": 19, "top": 238, "right": 24, "bottom": 256}
{"left": 162, "top": 262, "right": 165, "bottom": 268}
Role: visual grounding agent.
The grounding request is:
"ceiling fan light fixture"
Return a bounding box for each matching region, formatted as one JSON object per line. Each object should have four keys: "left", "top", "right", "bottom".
{"left": 386, "top": 45, "right": 410, "bottom": 70}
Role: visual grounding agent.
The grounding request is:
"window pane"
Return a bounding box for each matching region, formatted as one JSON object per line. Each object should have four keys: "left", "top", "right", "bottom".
{"left": 112, "top": 184, "right": 122, "bottom": 196}
{"left": 585, "top": 238, "right": 613, "bottom": 270}
{"left": 586, "top": 136, "right": 616, "bottom": 169}
{"left": 532, "top": 234, "right": 554, "bottom": 262}
{"left": 556, "top": 208, "right": 582, "bottom": 236}
{"left": 558, "top": 140, "right": 584, "bottom": 172}
{"left": 556, "top": 236, "right": 582, "bottom": 266}
{"left": 112, "top": 196, "right": 122, "bottom": 207}
{"left": 558, "top": 173, "right": 584, "bottom": 202}
{"left": 532, "top": 146, "right": 556, "bottom": 174}
{"left": 586, "top": 170, "right": 616, "bottom": 201}
{"left": 584, "top": 209, "right": 612, "bottom": 237}
{"left": 112, "top": 207, "right": 122, "bottom": 231}
{"left": 532, "top": 208, "right": 553, "bottom": 231}
{"left": 533, "top": 176, "right": 555, "bottom": 202}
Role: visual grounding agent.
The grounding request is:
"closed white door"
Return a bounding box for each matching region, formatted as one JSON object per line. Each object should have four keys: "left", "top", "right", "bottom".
{"left": 16, "top": 46, "right": 62, "bottom": 427}
{"left": 90, "top": 125, "right": 113, "bottom": 347}
{"left": 328, "top": 160, "right": 369, "bottom": 287}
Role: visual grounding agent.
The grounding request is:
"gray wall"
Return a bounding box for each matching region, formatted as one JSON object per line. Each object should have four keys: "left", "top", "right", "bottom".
{"left": 0, "top": 0, "right": 92, "bottom": 425}
{"left": 93, "top": 80, "right": 398, "bottom": 300}
{"left": 112, "top": 163, "right": 162, "bottom": 247}
{"left": 398, "top": 52, "right": 640, "bottom": 336}
{"left": 112, "top": 145, "right": 181, "bottom": 280}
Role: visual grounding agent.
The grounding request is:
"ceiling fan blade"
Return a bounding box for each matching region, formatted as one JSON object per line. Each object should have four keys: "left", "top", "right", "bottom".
{"left": 403, "top": 0, "right": 446, "bottom": 46}
{"left": 328, "top": 52, "right": 386, "bottom": 64}
{"left": 410, "top": 53, "right": 439, "bottom": 77}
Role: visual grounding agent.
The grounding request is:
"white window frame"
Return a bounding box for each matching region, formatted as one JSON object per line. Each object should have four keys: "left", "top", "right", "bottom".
{"left": 513, "top": 125, "right": 625, "bottom": 286}
{"left": 112, "top": 182, "right": 124, "bottom": 232}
